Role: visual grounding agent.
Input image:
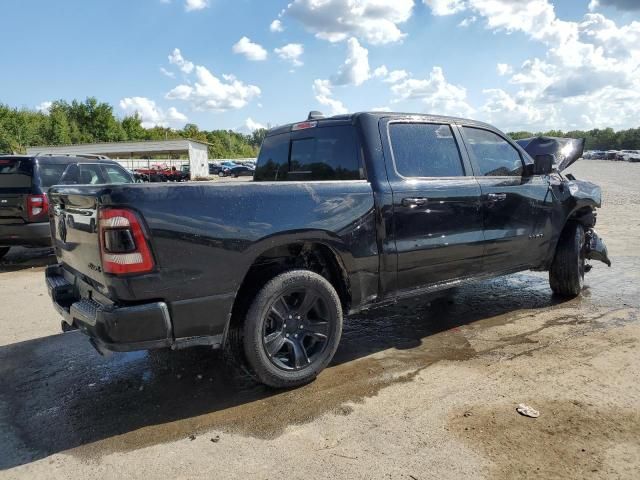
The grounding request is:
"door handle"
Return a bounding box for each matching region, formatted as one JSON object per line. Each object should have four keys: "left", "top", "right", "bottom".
{"left": 487, "top": 193, "right": 507, "bottom": 202}
{"left": 401, "top": 197, "right": 428, "bottom": 207}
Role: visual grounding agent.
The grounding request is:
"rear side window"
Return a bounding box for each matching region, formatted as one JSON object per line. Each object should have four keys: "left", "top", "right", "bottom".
{"left": 38, "top": 162, "right": 68, "bottom": 187}
{"left": 79, "top": 164, "right": 106, "bottom": 184}
{"left": 389, "top": 123, "right": 464, "bottom": 177}
{"left": 254, "top": 126, "right": 361, "bottom": 181}
{"left": 289, "top": 126, "right": 360, "bottom": 180}
{"left": 254, "top": 133, "right": 290, "bottom": 181}
{"left": 462, "top": 127, "right": 523, "bottom": 176}
{"left": 103, "top": 164, "right": 132, "bottom": 184}
{"left": 0, "top": 158, "right": 33, "bottom": 188}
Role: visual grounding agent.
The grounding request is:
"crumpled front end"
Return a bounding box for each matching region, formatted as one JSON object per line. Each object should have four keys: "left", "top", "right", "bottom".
{"left": 585, "top": 229, "right": 611, "bottom": 267}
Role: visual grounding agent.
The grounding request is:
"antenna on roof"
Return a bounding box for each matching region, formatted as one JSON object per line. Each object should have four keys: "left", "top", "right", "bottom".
{"left": 307, "top": 111, "right": 324, "bottom": 120}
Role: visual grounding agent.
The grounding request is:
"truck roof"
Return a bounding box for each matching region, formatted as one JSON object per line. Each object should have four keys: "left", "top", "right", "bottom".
{"left": 0, "top": 154, "right": 120, "bottom": 164}
{"left": 266, "top": 111, "right": 497, "bottom": 137}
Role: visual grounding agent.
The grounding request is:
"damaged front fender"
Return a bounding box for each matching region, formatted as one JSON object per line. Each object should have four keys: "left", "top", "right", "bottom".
{"left": 585, "top": 228, "right": 611, "bottom": 267}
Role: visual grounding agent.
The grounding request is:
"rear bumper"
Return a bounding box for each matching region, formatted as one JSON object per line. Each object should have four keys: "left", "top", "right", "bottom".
{"left": 45, "top": 264, "right": 173, "bottom": 352}
{"left": 0, "top": 222, "right": 51, "bottom": 247}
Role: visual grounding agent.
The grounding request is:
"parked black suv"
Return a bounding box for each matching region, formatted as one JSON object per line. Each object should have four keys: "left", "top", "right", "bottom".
{"left": 0, "top": 154, "right": 133, "bottom": 260}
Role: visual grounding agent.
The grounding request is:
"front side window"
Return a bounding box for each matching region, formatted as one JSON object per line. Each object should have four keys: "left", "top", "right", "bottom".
{"left": 462, "top": 127, "right": 523, "bottom": 176}
{"left": 388, "top": 123, "right": 464, "bottom": 177}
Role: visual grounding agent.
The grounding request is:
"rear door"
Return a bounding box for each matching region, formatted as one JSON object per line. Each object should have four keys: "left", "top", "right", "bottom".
{"left": 381, "top": 120, "right": 485, "bottom": 292}
{"left": 459, "top": 126, "right": 552, "bottom": 271}
{"left": 0, "top": 158, "right": 34, "bottom": 224}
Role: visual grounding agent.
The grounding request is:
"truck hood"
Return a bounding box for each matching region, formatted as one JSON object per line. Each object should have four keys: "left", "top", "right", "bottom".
{"left": 516, "top": 136, "right": 585, "bottom": 172}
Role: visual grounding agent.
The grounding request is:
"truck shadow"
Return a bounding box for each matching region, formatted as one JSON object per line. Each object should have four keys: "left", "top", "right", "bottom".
{"left": 0, "top": 247, "right": 56, "bottom": 273}
{"left": 0, "top": 272, "right": 569, "bottom": 470}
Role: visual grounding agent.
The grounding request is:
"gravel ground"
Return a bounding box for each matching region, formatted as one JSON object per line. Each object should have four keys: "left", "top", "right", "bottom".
{"left": 0, "top": 160, "right": 638, "bottom": 479}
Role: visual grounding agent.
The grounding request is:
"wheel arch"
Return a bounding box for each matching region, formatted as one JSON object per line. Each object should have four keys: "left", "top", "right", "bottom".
{"left": 224, "top": 232, "right": 353, "bottom": 345}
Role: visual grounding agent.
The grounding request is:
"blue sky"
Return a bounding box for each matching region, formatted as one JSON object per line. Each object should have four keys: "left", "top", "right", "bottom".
{"left": 2, "top": 0, "right": 639, "bottom": 132}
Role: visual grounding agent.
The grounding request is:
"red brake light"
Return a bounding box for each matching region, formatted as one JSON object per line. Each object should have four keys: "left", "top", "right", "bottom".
{"left": 99, "top": 208, "right": 155, "bottom": 275}
{"left": 27, "top": 194, "right": 49, "bottom": 221}
{"left": 292, "top": 121, "right": 317, "bottom": 131}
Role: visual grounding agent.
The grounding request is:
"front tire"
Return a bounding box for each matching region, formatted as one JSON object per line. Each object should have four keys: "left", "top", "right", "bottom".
{"left": 549, "top": 222, "right": 585, "bottom": 297}
{"left": 242, "top": 270, "right": 343, "bottom": 388}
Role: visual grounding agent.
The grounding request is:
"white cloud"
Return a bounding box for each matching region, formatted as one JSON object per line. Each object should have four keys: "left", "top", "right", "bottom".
{"left": 458, "top": 16, "right": 477, "bottom": 27}
{"left": 373, "top": 65, "right": 410, "bottom": 83}
{"left": 119, "top": 97, "right": 188, "bottom": 128}
{"left": 384, "top": 69, "right": 409, "bottom": 84}
{"left": 36, "top": 101, "right": 52, "bottom": 113}
{"left": 160, "top": 67, "right": 175, "bottom": 78}
{"left": 274, "top": 43, "right": 304, "bottom": 67}
{"left": 232, "top": 36, "right": 268, "bottom": 61}
{"left": 418, "top": 0, "right": 640, "bottom": 130}
{"left": 185, "top": 0, "right": 208, "bottom": 12}
{"left": 390, "top": 66, "right": 475, "bottom": 117}
{"left": 332, "top": 37, "right": 370, "bottom": 86}
{"left": 425, "top": 0, "right": 466, "bottom": 16}
{"left": 270, "top": 19, "right": 284, "bottom": 32}
{"left": 237, "top": 117, "right": 267, "bottom": 133}
{"left": 371, "top": 106, "right": 392, "bottom": 112}
{"left": 496, "top": 63, "right": 513, "bottom": 76}
{"left": 313, "top": 79, "right": 348, "bottom": 116}
{"left": 285, "top": 0, "right": 414, "bottom": 45}
{"left": 166, "top": 64, "right": 261, "bottom": 111}
{"left": 168, "top": 48, "right": 194, "bottom": 74}
{"left": 373, "top": 65, "right": 388, "bottom": 77}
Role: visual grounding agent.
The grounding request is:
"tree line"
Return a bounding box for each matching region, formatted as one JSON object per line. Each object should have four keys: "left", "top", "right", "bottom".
{"left": 0, "top": 97, "right": 267, "bottom": 158}
{"left": 508, "top": 127, "right": 640, "bottom": 151}
{"left": 2, "top": 97, "right": 638, "bottom": 156}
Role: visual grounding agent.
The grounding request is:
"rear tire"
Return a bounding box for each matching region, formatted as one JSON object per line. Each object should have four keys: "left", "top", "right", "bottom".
{"left": 0, "top": 247, "right": 10, "bottom": 261}
{"left": 241, "top": 270, "right": 343, "bottom": 388}
{"left": 549, "top": 222, "right": 585, "bottom": 297}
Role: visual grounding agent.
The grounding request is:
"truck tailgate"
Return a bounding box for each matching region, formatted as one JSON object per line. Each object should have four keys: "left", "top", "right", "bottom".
{"left": 49, "top": 188, "right": 106, "bottom": 286}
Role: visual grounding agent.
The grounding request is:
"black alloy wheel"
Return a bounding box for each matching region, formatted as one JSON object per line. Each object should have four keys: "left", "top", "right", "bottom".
{"left": 262, "top": 288, "right": 332, "bottom": 371}
{"left": 241, "top": 270, "right": 343, "bottom": 388}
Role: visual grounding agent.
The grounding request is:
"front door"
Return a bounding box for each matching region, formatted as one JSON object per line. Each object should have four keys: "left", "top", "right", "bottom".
{"left": 459, "top": 126, "right": 553, "bottom": 272}
{"left": 381, "top": 120, "right": 485, "bottom": 293}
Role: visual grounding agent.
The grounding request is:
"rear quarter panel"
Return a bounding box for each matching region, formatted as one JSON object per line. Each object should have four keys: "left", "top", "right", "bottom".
{"left": 101, "top": 180, "right": 378, "bottom": 321}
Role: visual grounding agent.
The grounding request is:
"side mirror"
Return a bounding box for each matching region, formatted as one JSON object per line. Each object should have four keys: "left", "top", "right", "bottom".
{"left": 526, "top": 154, "right": 555, "bottom": 176}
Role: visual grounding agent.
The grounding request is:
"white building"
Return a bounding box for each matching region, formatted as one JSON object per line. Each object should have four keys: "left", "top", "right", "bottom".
{"left": 26, "top": 139, "right": 210, "bottom": 179}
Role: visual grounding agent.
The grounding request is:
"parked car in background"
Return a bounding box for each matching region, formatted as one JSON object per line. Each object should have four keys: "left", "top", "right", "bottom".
{"left": 46, "top": 112, "right": 610, "bottom": 388}
{"left": 0, "top": 154, "right": 133, "bottom": 260}
{"left": 134, "top": 164, "right": 189, "bottom": 182}
{"left": 618, "top": 150, "right": 640, "bottom": 162}
{"left": 219, "top": 165, "right": 255, "bottom": 177}
{"left": 209, "top": 163, "right": 224, "bottom": 175}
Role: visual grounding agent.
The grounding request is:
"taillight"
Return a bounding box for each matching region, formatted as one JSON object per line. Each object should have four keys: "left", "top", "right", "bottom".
{"left": 27, "top": 194, "right": 49, "bottom": 221}
{"left": 99, "top": 208, "right": 155, "bottom": 275}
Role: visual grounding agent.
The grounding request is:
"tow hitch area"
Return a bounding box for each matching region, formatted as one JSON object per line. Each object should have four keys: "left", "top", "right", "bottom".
{"left": 585, "top": 229, "right": 611, "bottom": 267}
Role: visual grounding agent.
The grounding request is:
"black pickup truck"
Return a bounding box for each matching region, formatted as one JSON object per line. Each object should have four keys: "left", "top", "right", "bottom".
{"left": 46, "top": 112, "right": 611, "bottom": 388}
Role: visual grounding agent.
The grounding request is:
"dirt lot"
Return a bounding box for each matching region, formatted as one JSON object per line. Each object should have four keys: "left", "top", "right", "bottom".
{"left": 1, "top": 161, "right": 638, "bottom": 479}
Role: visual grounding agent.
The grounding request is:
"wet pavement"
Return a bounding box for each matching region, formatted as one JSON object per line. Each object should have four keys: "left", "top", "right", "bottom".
{"left": 1, "top": 161, "right": 639, "bottom": 478}
{"left": 1, "top": 254, "right": 636, "bottom": 470}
